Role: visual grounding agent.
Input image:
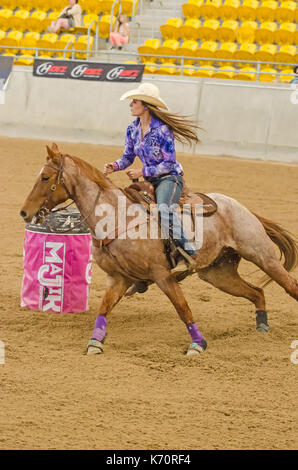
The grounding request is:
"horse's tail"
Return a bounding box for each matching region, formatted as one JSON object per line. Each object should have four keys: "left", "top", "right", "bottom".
{"left": 253, "top": 213, "right": 298, "bottom": 287}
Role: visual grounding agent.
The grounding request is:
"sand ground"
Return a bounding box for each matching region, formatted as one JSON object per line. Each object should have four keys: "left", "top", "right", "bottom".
{"left": 0, "top": 137, "right": 297, "bottom": 450}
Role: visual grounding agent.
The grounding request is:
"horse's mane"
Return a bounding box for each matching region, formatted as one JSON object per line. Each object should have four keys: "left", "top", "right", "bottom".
{"left": 66, "top": 154, "right": 111, "bottom": 190}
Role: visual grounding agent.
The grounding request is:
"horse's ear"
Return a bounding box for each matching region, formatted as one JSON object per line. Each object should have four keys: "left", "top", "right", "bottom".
{"left": 46, "top": 145, "right": 61, "bottom": 165}
{"left": 51, "top": 142, "right": 60, "bottom": 153}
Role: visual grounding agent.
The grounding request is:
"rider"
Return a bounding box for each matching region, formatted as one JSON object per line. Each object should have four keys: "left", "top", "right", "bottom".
{"left": 104, "top": 82, "right": 201, "bottom": 274}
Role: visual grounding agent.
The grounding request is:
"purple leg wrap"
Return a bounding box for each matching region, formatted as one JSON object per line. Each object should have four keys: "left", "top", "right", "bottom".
{"left": 186, "top": 322, "right": 205, "bottom": 347}
{"left": 92, "top": 315, "right": 107, "bottom": 342}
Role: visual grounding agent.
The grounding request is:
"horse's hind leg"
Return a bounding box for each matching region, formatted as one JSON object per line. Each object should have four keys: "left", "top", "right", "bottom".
{"left": 198, "top": 252, "right": 269, "bottom": 332}
{"left": 155, "top": 276, "right": 207, "bottom": 354}
{"left": 86, "top": 274, "right": 131, "bottom": 355}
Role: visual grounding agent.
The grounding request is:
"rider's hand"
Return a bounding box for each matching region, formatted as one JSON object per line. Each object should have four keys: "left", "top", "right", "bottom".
{"left": 126, "top": 168, "right": 143, "bottom": 180}
{"left": 104, "top": 163, "right": 114, "bottom": 175}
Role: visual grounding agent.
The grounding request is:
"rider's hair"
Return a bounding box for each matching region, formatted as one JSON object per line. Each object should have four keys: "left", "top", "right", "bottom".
{"left": 143, "top": 102, "right": 201, "bottom": 146}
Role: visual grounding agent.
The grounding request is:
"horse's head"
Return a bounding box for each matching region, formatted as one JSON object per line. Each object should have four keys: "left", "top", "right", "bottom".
{"left": 20, "top": 143, "right": 71, "bottom": 223}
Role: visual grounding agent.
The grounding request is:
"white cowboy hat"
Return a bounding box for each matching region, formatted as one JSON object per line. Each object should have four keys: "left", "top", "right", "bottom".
{"left": 120, "top": 82, "right": 169, "bottom": 110}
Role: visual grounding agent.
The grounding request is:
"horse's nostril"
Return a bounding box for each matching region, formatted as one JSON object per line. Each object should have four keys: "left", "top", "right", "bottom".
{"left": 20, "top": 210, "right": 27, "bottom": 218}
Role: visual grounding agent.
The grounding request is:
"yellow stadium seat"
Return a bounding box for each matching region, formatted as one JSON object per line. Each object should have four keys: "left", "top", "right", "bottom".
{"left": 235, "top": 43, "right": 257, "bottom": 66}
{"left": 220, "top": 0, "right": 240, "bottom": 20}
{"left": 160, "top": 18, "right": 183, "bottom": 40}
{"left": 256, "top": 1, "right": 278, "bottom": 22}
{"left": 182, "top": 0, "right": 203, "bottom": 20}
{"left": 180, "top": 19, "right": 201, "bottom": 41}
{"left": 156, "top": 39, "right": 179, "bottom": 64}
{"left": 101, "top": 1, "right": 119, "bottom": 15}
{"left": 138, "top": 39, "right": 160, "bottom": 63}
{"left": 177, "top": 39, "right": 198, "bottom": 64}
{"left": 84, "top": 13, "right": 100, "bottom": 31}
{"left": 1, "top": 30, "right": 22, "bottom": 54}
{"left": 144, "top": 62, "right": 158, "bottom": 74}
{"left": 238, "top": 0, "right": 259, "bottom": 21}
{"left": 36, "top": 54, "right": 52, "bottom": 60}
{"left": 75, "top": 35, "right": 94, "bottom": 59}
{"left": 121, "top": 0, "right": 139, "bottom": 16}
{"left": 200, "top": 0, "right": 222, "bottom": 19}
{"left": 237, "top": 21, "right": 257, "bottom": 44}
{"left": 235, "top": 67, "right": 257, "bottom": 80}
{"left": 0, "top": 9, "right": 13, "bottom": 31}
{"left": 274, "top": 44, "right": 296, "bottom": 64}
{"left": 157, "top": 62, "right": 179, "bottom": 75}
{"left": 214, "top": 65, "right": 236, "bottom": 79}
{"left": 279, "top": 67, "right": 294, "bottom": 83}
{"left": 20, "top": 32, "right": 40, "bottom": 55}
{"left": 196, "top": 40, "right": 218, "bottom": 65}
{"left": 10, "top": 9, "right": 30, "bottom": 32}
{"left": 255, "top": 43, "right": 277, "bottom": 62}
{"left": 29, "top": 10, "right": 47, "bottom": 33}
{"left": 183, "top": 66, "right": 196, "bottom": 76}
{"left": 217, "top": 20, "right": 238, "bottom": 42}
{"left": 15, "top": 54, "right": 34, "bottom": 66}
{"left": 255, "top": 21, "right": 277, "bottom": 44}
{"left": 45, "top": 11, "right": 60, "bottom": 30}
{"left": 194, "top": 65, "right": 216, "bottom": 77}
{"left": 56, "top": 33, "right": 76, "bottom": 58}
{"left": 259, "top": 66, "right": 276, "bottom": 82}
{"left": 38, "top": 33, "right": 58, "bottom": 56}
{"left": 274, "top": 23, "right": 295, "bottom": 46}
{"left": 0, "top": 30, "right": 6, "bottom": 43}
{"left": 215, "top": 41, "right": 237, "bottom": 65}
{"left": 199, "top": 19, "right": 219, "bottom": 42}
{"left": 275, "top": 1, "right": 296, "bottom": 23}
{"left": 98, "top": 15, "right": 114, "bottom": 38}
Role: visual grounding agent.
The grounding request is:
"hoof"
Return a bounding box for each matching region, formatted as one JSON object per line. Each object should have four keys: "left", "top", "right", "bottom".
{"left": 256, "top": 323, "right": 269, "bottom": 333}
{"left": 86, "top": 339, "right": 104, "bottom": 355}
{"left": 186, "top": 340, "right": 207, "bottom": 356}
{"left": 256, "top": 310, "right": 269, "bottom": 333}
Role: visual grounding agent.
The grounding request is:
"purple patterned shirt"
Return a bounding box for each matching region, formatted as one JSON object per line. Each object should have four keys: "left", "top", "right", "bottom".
{"left": 113, "top": 117, "right": 183, "bottom": 178}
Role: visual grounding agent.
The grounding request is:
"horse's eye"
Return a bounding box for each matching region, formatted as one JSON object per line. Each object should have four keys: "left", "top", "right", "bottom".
{"left": 41, "top": 176, "right": 50, "bottom": 181}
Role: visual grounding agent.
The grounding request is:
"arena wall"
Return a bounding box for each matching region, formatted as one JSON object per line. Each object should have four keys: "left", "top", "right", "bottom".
{"left": 0, "top": 67, "right": 297, "bottom": 162}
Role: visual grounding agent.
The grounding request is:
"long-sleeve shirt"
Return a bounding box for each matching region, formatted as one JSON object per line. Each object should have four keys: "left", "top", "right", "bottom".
{"left": 59, "top": 4, "right": 82, "bottom": 27}
{"left": 113, "top": 117, "right": 183, "bottom": 179}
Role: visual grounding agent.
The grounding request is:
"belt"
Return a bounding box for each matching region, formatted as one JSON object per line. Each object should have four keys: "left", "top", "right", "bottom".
{"left": 145, "top": 172, "right": 183, "bottom": 183}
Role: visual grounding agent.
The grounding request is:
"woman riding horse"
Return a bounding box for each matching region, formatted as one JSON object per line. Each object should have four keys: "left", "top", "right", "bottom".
{"left": 104, "top": 82, "right": 200, "bottom": 275}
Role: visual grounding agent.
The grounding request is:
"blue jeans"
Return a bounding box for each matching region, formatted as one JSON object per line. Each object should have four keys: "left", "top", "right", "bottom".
{"left": 150, "top": 175, "right": 196, "bottom": 257}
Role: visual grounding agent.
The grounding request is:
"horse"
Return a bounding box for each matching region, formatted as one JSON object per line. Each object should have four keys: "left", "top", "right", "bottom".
{"left": 20, "top": 144, "right": 298, "bottom": 356}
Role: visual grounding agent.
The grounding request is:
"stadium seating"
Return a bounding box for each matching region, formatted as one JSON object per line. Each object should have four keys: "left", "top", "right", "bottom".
{"left": 256, "top": 1, "right": 278, "bottom": 22}
{"left": 10, "top": 9, "right": 30, "bottom": 32}
{"left": 275, "top": 1, "right": 296, "bottom": 22}
{"left": 195, "top": 65, "right": 215, "bottom": 77}
{"left": 156, "top": 62, "right": 180, "bottom": 75}
{"left": 274, "top": 44, "right": 296, "bottom": 64}
{"left": 196, "top": 41, "right": 218, "bottom": 65}
{"left": 160, "top": 18, "right": 183, "bottom": 40}
{"left": 56, "top": 34, "right": 76, "bottom": 58}
{"left": 255, "top": 21, "right": 277, "bottom": 44}
{"left": 182, "top": 0, "right": 203, "bottom": 20}
{"left": 138, "top": 39, "right": 160, "bottom": 63}
{"left": 238, "top": 0, "right": 259, "bottom": 21}
{"left": 15, "top": 54, "right": 34, "bottom": 65}
{"left": 75, "top": 35, "right": 94, "bottom": 59}
{"left": 98, "top": 15, "right": 115, "bottom": 38}
{"left": 200, "top": 0, "right": 222, "bottom": 19}
{"left": 180, "top": 19, "right": 201, "bottom": 41}
{"left": 214, "top": 65, "right": 236, "bottom": 79}
{"left": 259, "top": 66, "right": 276, "bottom": 82}
{"left": 217, "top": 20, "right": 238, "bottom": 42}
{"left": 0, "top": 9, "right": 13, "bottom": 31}
{"left": 279, "top": 67, "right": 294, "bottom": 83}
{"left": 235, "top": 42, "right": 257, "bottom": 65}
{"left": 237, "top": 21, "right": 257, "bottom": 44}
{"left": 255, "top": 43, "right": 277, "bottom": 62}
{"left": 144, "top": 62, "right": 158, "bottom": 74}
{"left": 215, "top": 41, "right": 237, "bottom": 65}
{"left": 156, "top": 39, "right": 179, "bottom": 63}
{"left": 236, "top": 66, "right": 257, "bottom": 80}
{"left": 37, "top": 33, "right": 58, "bottom": 56}
{"left": 29, "top": 11, "right": 47, "bottom": 33}
{"left": 20, "top": 32, "right": 40, "bottom": 55}
{"left": 177, "top": 40, "right": 198, "bottom": 64}
{"left": 199, "top": 19, "right": 220, "bottom": 41}
{"left": 274, "top": 23, "right": 295, "bottom": 46}
{"left": 1, "top": 30, "right": 22, "bottom": 54}
{"left": 121, "top": 0, "right": 139, "bottom": 17}
{"left": 220, "top": 0, "right": 240, "bottom": 21}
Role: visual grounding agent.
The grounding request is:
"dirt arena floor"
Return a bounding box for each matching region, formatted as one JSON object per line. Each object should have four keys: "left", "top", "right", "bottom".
{"left": 0, "top": 136, "right": 297, "bottom": 450}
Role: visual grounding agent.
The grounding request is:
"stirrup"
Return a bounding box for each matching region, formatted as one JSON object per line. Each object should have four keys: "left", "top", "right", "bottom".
{"left": 175, "top": 247, "right": 196, "bottom": 272}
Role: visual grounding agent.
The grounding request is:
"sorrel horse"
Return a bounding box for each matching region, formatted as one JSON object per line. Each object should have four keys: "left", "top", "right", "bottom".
{"left": 20, "top": 144, "right": 298, "bottom": 356}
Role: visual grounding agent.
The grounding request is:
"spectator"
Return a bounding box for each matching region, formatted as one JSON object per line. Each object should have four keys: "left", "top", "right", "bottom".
{"left": 109, "top": 14, "right": 130, "bottom": 50}
{"left": 47, "top": 0, "right": 82, "bottom": 33}
{"left": 290, "top": 65, "right": 298, "bottom": 84}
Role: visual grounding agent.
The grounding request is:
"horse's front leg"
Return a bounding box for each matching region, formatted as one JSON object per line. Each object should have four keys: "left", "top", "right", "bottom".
{"left": 86, "top": 274, "right": 131, "bottom": 355}
{"left": 156, "top": 276, "right": 207, "bottom": 356}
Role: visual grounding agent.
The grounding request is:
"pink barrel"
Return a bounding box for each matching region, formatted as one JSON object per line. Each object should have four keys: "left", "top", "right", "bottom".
{"left": 21, "top": 208, "right": 92, "bottom": 313}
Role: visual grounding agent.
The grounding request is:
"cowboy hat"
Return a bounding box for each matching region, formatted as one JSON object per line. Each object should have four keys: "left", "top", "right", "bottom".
{"left": 120, "top": 82, "right": 169, "bottom": 110}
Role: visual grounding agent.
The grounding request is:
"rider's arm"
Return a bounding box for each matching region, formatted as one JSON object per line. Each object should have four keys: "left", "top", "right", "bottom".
{"left": 113, "top": 125, "right": 137, "bottom": 171}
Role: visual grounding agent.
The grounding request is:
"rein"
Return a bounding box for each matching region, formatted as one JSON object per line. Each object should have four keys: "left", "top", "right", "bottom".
{"left": 40, "top": 154, "right": 101, "bottom": 234}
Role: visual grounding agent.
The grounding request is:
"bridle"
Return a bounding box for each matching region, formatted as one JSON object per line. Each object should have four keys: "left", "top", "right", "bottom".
{"left": 37, "top": 153, "right": 101, "bottom": 234}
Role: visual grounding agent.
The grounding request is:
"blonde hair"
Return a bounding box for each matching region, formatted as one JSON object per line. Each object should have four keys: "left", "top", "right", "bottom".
{"left": 145, "top": 103, "right": 201, "bottom": 146}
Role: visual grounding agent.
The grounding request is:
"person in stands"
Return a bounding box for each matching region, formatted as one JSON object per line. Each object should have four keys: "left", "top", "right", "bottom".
{"left": 109, "top": 13, "right": 130, "bottom": 50}
{"left": 290, "top": 65, "right": 298, "bottom": 84}
{"left": 47, "top": 0, "right": 82, "bottom": 33}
